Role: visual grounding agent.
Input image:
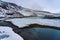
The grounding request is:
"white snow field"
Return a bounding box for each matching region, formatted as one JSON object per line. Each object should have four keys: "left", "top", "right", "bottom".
{"left": 6, "top": 18, "right": 60, "bottom": 28}
{"left": 0, "top": 27, "right": 24, "bottom": 40}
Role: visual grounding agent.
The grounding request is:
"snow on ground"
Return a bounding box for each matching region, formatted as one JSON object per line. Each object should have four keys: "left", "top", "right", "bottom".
{"left": 0, "top": 27, "right": 24, "bottom": 40}
{"left": 6, "top": 18, "right": 60, "bottom": 28}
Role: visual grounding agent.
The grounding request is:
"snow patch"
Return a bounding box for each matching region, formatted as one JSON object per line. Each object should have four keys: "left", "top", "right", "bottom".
{"left": 6, "top": 18, "right": 60, "bottom": 28}
{"left": 0, "top": 27, "right": 24, "bottom": 40}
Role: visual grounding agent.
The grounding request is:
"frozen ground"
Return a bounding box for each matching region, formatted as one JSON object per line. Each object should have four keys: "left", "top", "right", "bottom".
{"left": 0, "top": 18, "right": 60, "bottom": 40}
{"left": 0, "top": 27, "right": 23, "bottom": 40}
{"left": 6, "top": 18, "right": 60, "bottom": 28}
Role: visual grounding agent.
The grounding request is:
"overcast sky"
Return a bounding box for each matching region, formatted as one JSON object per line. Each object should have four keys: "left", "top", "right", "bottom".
{"left": 2, "top": 0, "right": 60, "bottom": 13}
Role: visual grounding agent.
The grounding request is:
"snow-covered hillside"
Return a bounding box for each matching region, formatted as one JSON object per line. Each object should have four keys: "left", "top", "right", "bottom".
{"left": 0, "top": 0, "right": 37, "bottom": 17}
{"left": 0, "top": 0, "right": 60, "bottom": 18}
{"left": 0, "top": 27, "right": 23, "bottom": 40}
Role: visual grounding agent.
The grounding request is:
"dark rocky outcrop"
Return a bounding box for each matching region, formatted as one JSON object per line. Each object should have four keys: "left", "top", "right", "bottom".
{"left": 43, "top": 15, "right": 60, "bottom": 19}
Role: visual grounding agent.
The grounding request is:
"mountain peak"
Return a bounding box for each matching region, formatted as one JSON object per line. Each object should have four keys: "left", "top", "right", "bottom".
{"left": 0, "top": 0, "right": 25, "bottom": 18}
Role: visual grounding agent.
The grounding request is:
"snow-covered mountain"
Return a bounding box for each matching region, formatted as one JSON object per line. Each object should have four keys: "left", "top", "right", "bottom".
{"left": 0, "top": 0, "right": 37, "bottom": 18}
{"left": 0, "top": 0, "right": 60, "bottom": 19}
{"left": 0, "top": 0, "right": 24, "bottom": 18}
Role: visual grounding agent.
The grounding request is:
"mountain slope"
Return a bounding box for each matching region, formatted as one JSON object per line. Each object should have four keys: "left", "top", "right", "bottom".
{"left": 0, "top": 0, "right": 60, "bottom": 19}
{"left": 0, "top": 0, "right": 37, "bottom": 18}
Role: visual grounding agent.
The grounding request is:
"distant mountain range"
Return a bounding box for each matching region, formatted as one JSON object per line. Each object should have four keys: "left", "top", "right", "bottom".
{"left": 0, "top": 0, "right": 60, "bottom": 19}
